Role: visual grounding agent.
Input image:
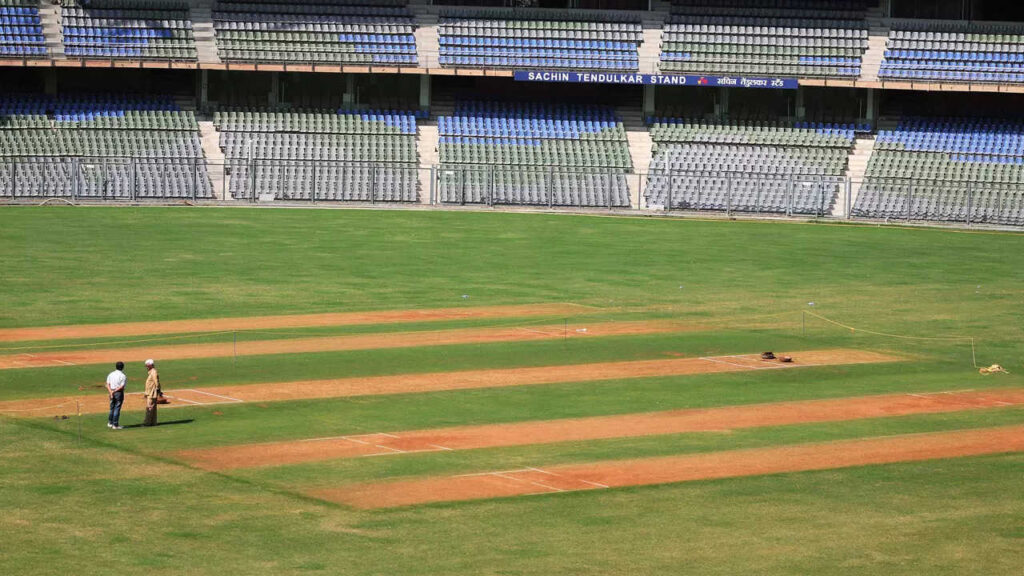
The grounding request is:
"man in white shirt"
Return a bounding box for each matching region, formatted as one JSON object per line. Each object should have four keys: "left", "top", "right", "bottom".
{"left": 106, "top": 361, "right": 127, "bottom": 430}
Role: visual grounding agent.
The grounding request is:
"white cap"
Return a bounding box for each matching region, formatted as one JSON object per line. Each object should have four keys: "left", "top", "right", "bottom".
{"left": 144, "top": 359, "right": 155, "bottom": 366}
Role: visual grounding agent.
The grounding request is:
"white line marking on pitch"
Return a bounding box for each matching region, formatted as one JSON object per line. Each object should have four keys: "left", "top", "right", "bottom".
{"left": 185, "top": 389, "right": 245, "bottom": 403}
{"left": 161, "top": 394, "right": 201, "bottom": 405}
{"left": 528, "top": 466, "right": 609, "bottom": 489}
{"left": 700, "top": 357, "right": 779, "bottom": 370}
{"left": 372, "top": 444, "right": 406, "bottom": 453}
{"left": 491, "top": 472, "right": 564, "bottom": 493}
{"left": 454, "top": 468, "right": 533, "bottom": 478}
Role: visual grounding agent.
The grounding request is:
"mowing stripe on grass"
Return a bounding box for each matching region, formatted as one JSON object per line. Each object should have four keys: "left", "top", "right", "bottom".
{"left": 314, "top": 425, "right": 1024, "bottom": 509}
{"left": 0, "top": 320, "right": 683, "bottom": 370}
{"left": 0, "top": 303, "right": 592, "bottom": 343}
{"left": 173, "top": 388, "right": 1024, "bottom": 470}
{"left": 0, "top": 348, "right": 900, "bottom": 418}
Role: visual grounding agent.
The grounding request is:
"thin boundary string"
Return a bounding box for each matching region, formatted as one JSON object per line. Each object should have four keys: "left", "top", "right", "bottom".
{"left": 803, "top": 310, "right": 978, "bottom": 368}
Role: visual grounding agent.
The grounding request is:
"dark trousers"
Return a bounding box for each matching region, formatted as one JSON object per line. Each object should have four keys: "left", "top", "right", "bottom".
{"left": 108, "top": 390, "right": 124, "bottom": 427}
{"left": 143, "top": 401, "right": 158, "bottom": 427}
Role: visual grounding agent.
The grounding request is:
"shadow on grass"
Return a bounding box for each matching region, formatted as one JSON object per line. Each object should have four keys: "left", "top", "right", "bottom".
{"left": 121, "top": 419, "right": 195, "bottom": 430}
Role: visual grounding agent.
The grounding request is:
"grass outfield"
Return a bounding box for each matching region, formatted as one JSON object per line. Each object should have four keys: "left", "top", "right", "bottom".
{"left": 1, "top": 206, "right": 1023, "bottom": 575}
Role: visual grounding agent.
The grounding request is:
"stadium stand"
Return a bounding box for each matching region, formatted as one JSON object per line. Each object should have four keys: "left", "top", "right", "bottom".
{"left": 0, "top": 0, "right": 45, "bottom": 57}
{"left": 659, "top": 0, "right": 868, "bottom": 78}
{"left": 215, "top": 107, "right": 420, "bottom": 201}
{"left": 853, "top": 117, "right": 1024, "bottom": 225}
{"left": 879, "top": 21, "right": 1024, "bottom": 84}
{"left": 436, "top": 100, "right": 632, "bottom": 207}
{"left": 60, "top": 0, "right": 198, "bottom": 60}
{"left": 644, "top": 116, "right": 857, "bottom": 214}
{"left": 437, "top": 8, "right": 643, "bottom": 71}
{"left": 0, "top": 93, "right": 211, "bottom": 198}
{"left": 212, "top": 0, "right": 417, "bottom": 65}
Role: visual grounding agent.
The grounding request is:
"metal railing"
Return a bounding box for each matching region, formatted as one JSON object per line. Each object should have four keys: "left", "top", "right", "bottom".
{"left": 1, "top": 156, "right": 210, "bottom": 201}
{"left": 3, "top": 156, "right": 1024, "bottom": 228}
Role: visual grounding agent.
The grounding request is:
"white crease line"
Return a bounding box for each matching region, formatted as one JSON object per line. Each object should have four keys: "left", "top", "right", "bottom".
{"left": 529, "top": 466, "right": 610, "bottom": 490}
{"left": 185, "top": 389, "right": 245, "bottom": 403}
{"left": 341, "top": 436, "right": 371, "bottom": 445}
{"left": 356, "top": 447, "right": 448, "bottom": 459}
{"left": 518, "top": 328, "right": 561, "bottom": 337}
{"left": 299, "top": 435, "right": 351, "bottom": 443}
{"left": 700, "top": 356, "right": 783, "bottom": 370}
{"left": 162, "top": 394, "right": 201, "bottom": 405}
{"left": 454, "top": 468, "right": 532, "bottom": 478}
{"left": 491, "top": 472, "right": 565, "bottom": 493}
{"left": 372, "top": 444, "right": 406, "bottom": 453}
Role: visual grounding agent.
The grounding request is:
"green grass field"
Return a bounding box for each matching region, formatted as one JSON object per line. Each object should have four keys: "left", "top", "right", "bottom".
{"left": 1, "top": 206, "right": 1022, "bottom": 575}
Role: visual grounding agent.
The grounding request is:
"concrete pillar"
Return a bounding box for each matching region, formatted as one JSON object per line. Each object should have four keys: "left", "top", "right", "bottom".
{"left": 43, "top": 69, "right": 57, "bottom": 95}
{"left": 715, "top": 87, "right": 729, "bottom": 117}
{"left": 419, "top": 74, "right": 431, "bottom": 113}
{"left": 866, "top": 88, "right": 877, "bottom": 127}
{"left": 343, "top": 74, "right": 355, "bottom": 107}
{"left": 642, "top": 84, "right": 655, "bottom": 120}
{"left": 267, "top": 72, "right": 280, "bottom": 106}
{"left": 196, "top": 70, "right": 208, "bottom": 108}
{"left": 795, "top": 87, "right": 806, "bottom": 119}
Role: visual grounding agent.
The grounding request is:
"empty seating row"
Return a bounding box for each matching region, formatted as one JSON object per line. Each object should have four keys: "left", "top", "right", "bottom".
{"left": 61, "top": 0, "right": 197, "bottom": 60}
{"left": 648, "top": 117, "right": 856, "bottom": 147}
{"left": 0, "top": 0, "right": 44, "bottom": 57}
{"left": 213, "top": 0, "right": 417, "bottom": 65}
{"left": 0, "top": 93, "right": 212, "bottom": 199}
{"left": 227, "top": 162, "right": 417, "bottom": 202}
{"left": 660, "top": 0, "right": 868, "bottom": 78}
{"left": 1, "top": 156, "right": 210, "bottom": 198}
{"left": 217, "top": 107, "right": 419, "bottom": 202}
{"left": 439, "top": 169, "right": 630, "bottom": 208}
{"left": 880, "top": 22, "right": 1024, "bottom": 84}
{"left": 214, "top": 108, "right": 416, "bottom": 134}
{"left": 854, "top": 116, "right": 1024, "bottom": 225}
{"left": 645, "top": 116, "right": 853, "bottom": 214}
{"left": 438, "top": 8, "right": 642, "bottom": 72}
{"left": 438, "top": 101, "right": 631, "bottom": 207}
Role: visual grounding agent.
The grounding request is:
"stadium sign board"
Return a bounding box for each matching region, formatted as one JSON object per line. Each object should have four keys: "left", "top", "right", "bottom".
{"left": 513, "top": 71, "right": 798, "bottom": 89}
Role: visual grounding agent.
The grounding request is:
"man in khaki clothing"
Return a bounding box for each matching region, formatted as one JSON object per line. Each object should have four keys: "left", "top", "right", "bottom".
{"left": 143, "top": 359, "right": 162, "bottom": 427}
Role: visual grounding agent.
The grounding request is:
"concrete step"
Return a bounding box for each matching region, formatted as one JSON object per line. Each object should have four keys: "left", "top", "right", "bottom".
{"left": 639, "top": 18, "right": 665, "bottom": 74}
{"left": 416, "top": 122, "right": 438, "bottom": 204}
{"left": 38, "top": 0, "right": 64, "bottom": 58}
{"left": 414, "top": 14, "right": 439, "bottom": 69}
{"left": 198, "top": 120, "right": 227, "bottom": 201}
{"left": 836, "top": 134, "right": 877, "bottom": 217}
{"left": 191, "top": 6, "right": 221, "bottom": 64}
{"left": 859, "top": 34, "right": 890, "bottom": 82}
{"left": 620, "top": 104, "right": 652, "bottom": 209}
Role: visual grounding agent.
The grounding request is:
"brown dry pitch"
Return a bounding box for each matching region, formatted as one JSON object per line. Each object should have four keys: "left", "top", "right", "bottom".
{"left": 314, "top": 425, "right": 1024, "bottom": 509}
{"left": 0, "top": 319, "right": 682, "bottom": 370}
{"left": 174, "top": 388, "right": 1024, "bottom": 471}
{"left": 0, "top": 349, "right": 899, "bottom": 418}
{"left": 0, "top": 303, "right": 591, "bottom": 343}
